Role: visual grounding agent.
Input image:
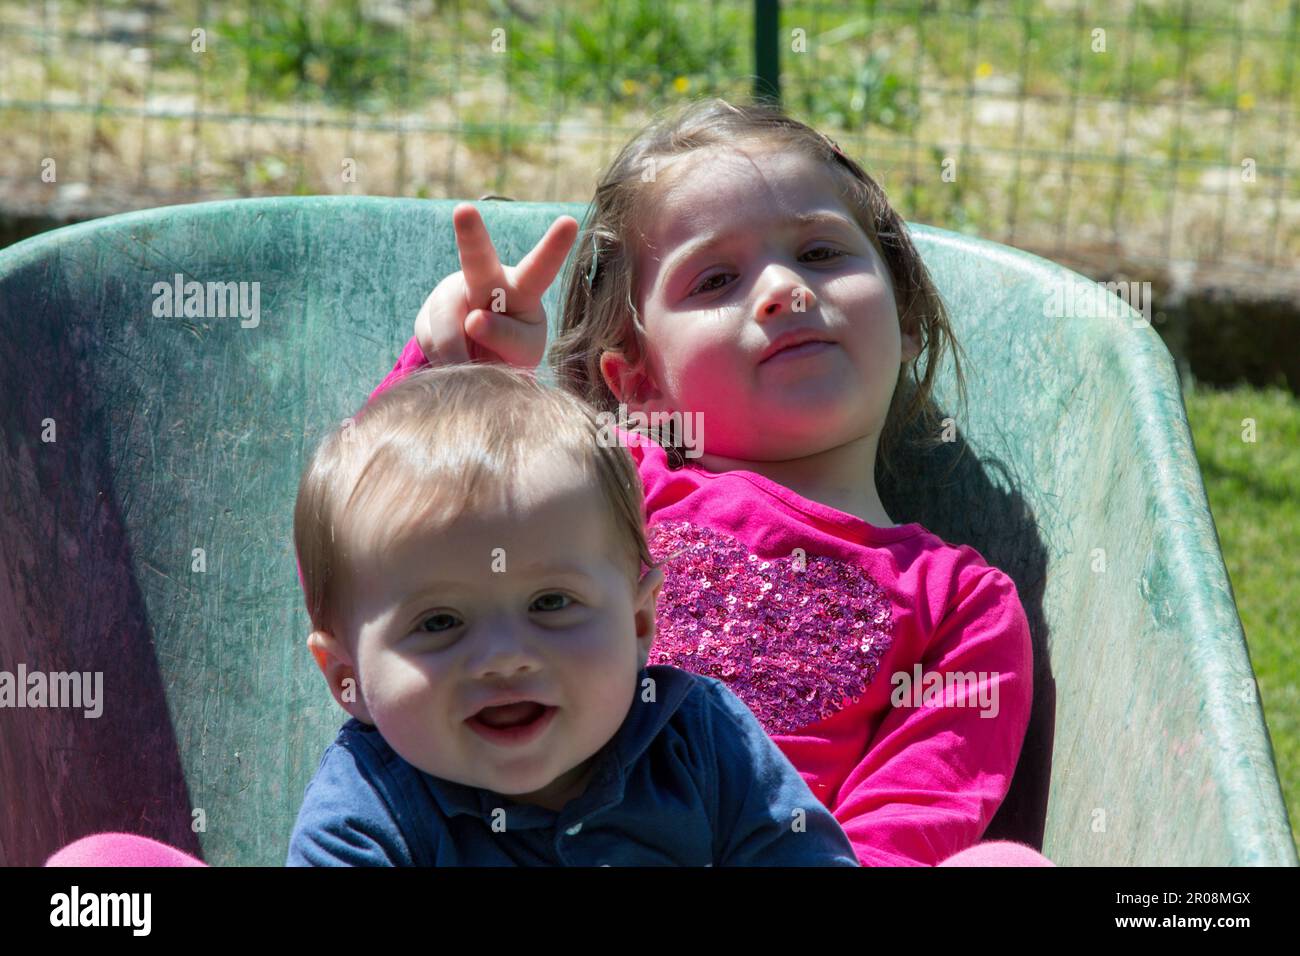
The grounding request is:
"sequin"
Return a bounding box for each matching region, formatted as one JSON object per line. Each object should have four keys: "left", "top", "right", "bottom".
{"left": 646, "top": 521, "right": 894, "bottom": 735}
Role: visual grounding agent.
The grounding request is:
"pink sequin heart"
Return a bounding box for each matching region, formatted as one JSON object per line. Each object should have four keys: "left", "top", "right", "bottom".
{"left": 646, "top": 521, "right": 894, "bottom": 735}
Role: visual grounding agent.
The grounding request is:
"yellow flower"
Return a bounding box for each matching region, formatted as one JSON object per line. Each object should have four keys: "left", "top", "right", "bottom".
{"left": 975, "top": 61, "right": 993, "bottom": 79}
{"left": 1237, "top": 91, "right": 1255, "bottom": 111}
{"left": 622, "top": 78, "right": 638, "bottom": 95}
{"left": 674, "top": 76, "right": 690, "bottom": 93}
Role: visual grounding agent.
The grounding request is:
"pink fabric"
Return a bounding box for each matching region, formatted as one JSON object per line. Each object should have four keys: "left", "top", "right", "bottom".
{"left": 47, "top": 832, "right": 1048, "bottom": 866}
{"left": 367, "top": 335, "right": 430, "bottom": 404}
{"left": 45, "top": 833, "right": 207, "bottom": 867}
{"left": 368, "top": 337, "right": 1041, "bottom": 867}
{"left": 937, "top": 840, "right": 1055, "bottom": 867}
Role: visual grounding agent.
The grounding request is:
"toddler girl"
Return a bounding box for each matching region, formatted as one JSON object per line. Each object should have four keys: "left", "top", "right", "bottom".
{"left": 373, "top": 97, "right": 1051, "bottom": 867}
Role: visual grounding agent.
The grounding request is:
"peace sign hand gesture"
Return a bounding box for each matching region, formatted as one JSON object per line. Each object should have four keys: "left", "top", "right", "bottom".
{"left": 414, "top": 203, "right": 580, "bottom": 368}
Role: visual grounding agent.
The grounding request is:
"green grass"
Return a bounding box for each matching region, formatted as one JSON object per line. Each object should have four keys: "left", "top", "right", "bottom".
{"left": 1183, "top": 381, "right": 1300, "bottom": 851}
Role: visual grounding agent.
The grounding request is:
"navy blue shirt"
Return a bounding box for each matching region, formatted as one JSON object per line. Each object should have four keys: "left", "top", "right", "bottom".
{"left": 287, "top": 665, "right": 859, "bottom": 866}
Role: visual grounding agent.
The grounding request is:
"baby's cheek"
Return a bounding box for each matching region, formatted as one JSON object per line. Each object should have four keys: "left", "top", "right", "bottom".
{"left": 370, "top": 676, "right": 451, "bottom": 775}
{"left": 564, "top": 630, "right": 637, "bottom": 707}
{"left": 365, "top": 659, "right": 439, "bottom": 726}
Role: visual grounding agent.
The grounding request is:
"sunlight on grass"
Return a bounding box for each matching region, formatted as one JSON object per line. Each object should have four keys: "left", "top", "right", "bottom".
{"left": 1184, "top": 382, "right": 1299, "bottom": 849}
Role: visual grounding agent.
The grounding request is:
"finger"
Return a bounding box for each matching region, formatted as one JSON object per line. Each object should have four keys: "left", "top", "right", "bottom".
{"left": 511, "top": 215, "right": 581, "bottom": 305}
{"left": 431, "top": 327, "right": 472, "bottom": 366}
{"left": 452, "top": 203, "right": 509, "bottom": 309}
{"left": 465, "top": 309, "right": 546, "bottom": 368}
{"left": 415, "top": 294, "right": 471, "bottom": 365}
{"left": 414, "top": 293, "right": 439, "bottom": 362}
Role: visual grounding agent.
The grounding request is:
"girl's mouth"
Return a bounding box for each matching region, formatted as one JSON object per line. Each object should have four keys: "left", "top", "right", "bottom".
{"left": 758, "top": 327, "right": 839, "bottom": 364}
{"left": 760, "top": 340, "right": 836, "bottom": 364}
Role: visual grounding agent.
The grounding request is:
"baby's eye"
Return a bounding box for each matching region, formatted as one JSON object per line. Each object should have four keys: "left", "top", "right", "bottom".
{"left": 419, "top": 612, "right": 461, "bottom": 633}
{"left": 530, "top": 592, "right": 573, "bottom": 613}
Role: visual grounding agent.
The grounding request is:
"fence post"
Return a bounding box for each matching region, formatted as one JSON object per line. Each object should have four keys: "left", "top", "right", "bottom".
{"left": 754, "top": 0, "right": 780, "bottom": 105}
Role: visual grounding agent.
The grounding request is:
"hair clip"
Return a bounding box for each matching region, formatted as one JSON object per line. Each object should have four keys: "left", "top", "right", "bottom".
{"left": 586, "top": 232, "right": 600, "bottom": 288}
{"left": 662, "top": 416, "right": 685, "bottom": 470}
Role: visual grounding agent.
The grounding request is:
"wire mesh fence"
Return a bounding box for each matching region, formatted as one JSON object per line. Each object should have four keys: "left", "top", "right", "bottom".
{"left": 0, "top": 0, "right": 1296, "bottom": 281}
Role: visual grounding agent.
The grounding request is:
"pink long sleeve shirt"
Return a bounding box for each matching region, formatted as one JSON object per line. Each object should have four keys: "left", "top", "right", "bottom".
{"left": 370, "top": 338, "right": 1034, "bottom": 866}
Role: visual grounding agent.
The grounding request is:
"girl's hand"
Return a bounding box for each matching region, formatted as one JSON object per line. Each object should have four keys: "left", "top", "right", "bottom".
{"left": 414, "top": 203, "right": 580, "bottom": 368}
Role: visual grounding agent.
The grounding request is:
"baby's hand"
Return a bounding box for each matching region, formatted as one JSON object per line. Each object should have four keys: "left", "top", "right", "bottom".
{"left": 414, "top": 203, "right": 579, "bottom": 368}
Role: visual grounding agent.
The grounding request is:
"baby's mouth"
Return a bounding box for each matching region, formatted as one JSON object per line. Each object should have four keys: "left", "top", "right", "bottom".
{"left": 473, "top": 701, "right": 549, "bottom": 729}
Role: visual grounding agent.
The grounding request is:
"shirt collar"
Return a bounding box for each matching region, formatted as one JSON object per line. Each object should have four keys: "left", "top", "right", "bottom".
{"left": 422, "top": 665, "right": 695, "bottom": 826}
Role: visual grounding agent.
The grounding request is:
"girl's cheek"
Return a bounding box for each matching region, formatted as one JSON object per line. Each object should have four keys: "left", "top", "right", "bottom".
{"left": 656, "top": 341, "right": 710, "bottom": 398}
{"left": 832, "top": 272, "right": 896, "bottom": 323}
{"left": 676, "top": 323, "right": 746, "bottom": 379}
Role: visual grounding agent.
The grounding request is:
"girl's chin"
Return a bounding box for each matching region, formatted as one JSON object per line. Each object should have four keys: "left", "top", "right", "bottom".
{"left": 728, "top": 410, "right": 868, "bottom": 446}
{"left": 704, "top": 435, "right": 853, "bottom": 464}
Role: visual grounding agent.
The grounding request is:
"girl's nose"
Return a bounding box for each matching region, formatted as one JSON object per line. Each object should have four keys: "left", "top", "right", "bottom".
{"left": 757, "top": 277, "right": 816, "bottom": 323}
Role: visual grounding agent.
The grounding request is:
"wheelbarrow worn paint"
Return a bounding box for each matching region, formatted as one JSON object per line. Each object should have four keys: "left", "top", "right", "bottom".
{"left": 0, "top": 197, "right": 1293, "bottom": 866}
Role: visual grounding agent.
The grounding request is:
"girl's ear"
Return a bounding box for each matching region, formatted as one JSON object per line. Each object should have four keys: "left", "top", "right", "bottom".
{"left": 892, "top": 287, "right": 921, "bottom": 364}
{"left": 900, "top": 324, "right": 921, "bottom": 365}
{"left": 600, "top": 349, "right": 657, "bottom": 406}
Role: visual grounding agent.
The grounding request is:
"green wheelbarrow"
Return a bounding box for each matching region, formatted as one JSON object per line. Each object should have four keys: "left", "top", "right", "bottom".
{"left": 0, "top": 196, "right": 1293, "bottom": 866}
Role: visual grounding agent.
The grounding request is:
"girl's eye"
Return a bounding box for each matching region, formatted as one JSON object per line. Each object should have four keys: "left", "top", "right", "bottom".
{"left": 688, "top": 248, "right": 845, "bottom": 296}
{"left": 803, "top": 246, "right": 845, "bottom": 263}
{"left": 419, "top": 612, "right": 461, "bottom": 633}
{"left": 531, "top": 592, "right": 573, "bottom": 613}
{"left": 690, "top": 273, "right": 732, "bottom": 296}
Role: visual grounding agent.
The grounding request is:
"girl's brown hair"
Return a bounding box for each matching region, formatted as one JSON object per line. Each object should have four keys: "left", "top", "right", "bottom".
{"left": 547, "top": 96, "right": 969, "bottom": 485}
{"left": 293, "top": 364, "right": 655, "bottom": 640}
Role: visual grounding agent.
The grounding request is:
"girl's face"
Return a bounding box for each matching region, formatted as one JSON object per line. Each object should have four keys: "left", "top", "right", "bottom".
{"left": 602, "top": 142, "right": 919, "bottom": 462}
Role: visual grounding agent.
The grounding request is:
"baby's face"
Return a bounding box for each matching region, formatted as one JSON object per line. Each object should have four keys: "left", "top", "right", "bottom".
{"left": 618, "top": 142, "right": 919, "bottom": 461}
{"left": 322, "top": 455, "right": 659, "bottom": 812}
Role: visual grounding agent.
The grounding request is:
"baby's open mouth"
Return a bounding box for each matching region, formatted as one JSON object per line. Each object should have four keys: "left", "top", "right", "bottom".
{"left": 472, "top": 701, "right": 550, "bottom": 729}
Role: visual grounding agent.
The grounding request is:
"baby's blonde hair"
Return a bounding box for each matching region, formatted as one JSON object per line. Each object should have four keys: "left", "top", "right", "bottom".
{"left": 293, "top": 364, "right": 655, "bottom": 639}
{"left": 548, "top": 96, "right": 969, "bottom": 484}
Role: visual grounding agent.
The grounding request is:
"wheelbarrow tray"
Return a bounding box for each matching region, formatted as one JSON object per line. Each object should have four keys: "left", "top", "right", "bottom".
{"left": 0, "top": 196, "right": 1293, "bottom": 865}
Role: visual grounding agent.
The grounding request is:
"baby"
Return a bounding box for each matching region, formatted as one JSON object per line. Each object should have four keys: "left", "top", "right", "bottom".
{"left": 286, "top": 362, "right": 859, "bottom": 866}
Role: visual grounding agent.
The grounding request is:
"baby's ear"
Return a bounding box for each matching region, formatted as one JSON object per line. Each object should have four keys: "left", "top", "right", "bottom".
{"left": 307, "top": 630, "right": 373, "bottom": 725}
{"left": 633, "top": 565, "right": 664, "bottom": 665}
{"left": 638, "top": 564, "right": 665, "bottom": 605}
